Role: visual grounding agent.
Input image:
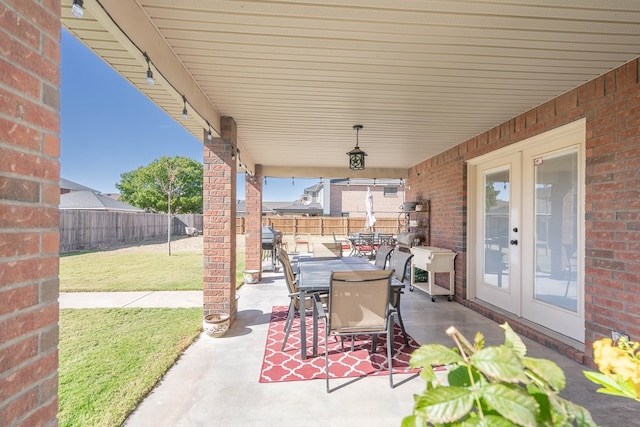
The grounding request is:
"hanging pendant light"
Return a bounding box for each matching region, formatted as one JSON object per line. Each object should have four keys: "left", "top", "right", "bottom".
{"left": 347, "top": 124, "right": 367, "bottom": 170}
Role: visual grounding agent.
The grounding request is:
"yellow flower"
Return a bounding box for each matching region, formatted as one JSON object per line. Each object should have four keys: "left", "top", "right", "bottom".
{"left": 593, "top": 338, "right": 640, "bottom": 398}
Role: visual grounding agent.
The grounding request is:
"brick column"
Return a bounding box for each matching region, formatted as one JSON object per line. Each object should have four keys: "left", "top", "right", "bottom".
{"left": 203, "top": 117, "right": 237, "bottom": 319}
{"left": 245, "top": 165, "right": 263, "bottom": 276}
{"left": 0, "top": 1, "right": 61, "bottom": 426}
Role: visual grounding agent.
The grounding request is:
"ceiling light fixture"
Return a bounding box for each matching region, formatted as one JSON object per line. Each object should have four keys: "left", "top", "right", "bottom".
{"left": 347, "top": 124, "right": 367, "bottom": 170}
{"left": 181, "top": 95, "right": 188, "bottom": 119}
{"left": 144, "top": 52, "right": 154, "bottom": 86}
{"left": 71, "top": 0, "right": 84, "bottom": 18}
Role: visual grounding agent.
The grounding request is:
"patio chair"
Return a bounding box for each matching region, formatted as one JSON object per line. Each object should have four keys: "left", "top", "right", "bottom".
{"left": 316, "top": 269, "right": 395, "bottom": 392}
{"left": 387, "top": 250, "right": 414, "bottom": 345}
{"left": 332, "top": 233, "right": 353, "bottom": 257}
{"left": 293, "top": 234, "right": 312, "bottom": 253}
{"left": 353, "top": 233, "right": 375, "bottom": 258}
{"left": 278, "top": 250, "right": 325, "bottom": 351}
{"left": 374, "top": 245, "right": 394, "bottom": 269}
{"left": 375, "top": 233, "right": 395, "bottom": 250}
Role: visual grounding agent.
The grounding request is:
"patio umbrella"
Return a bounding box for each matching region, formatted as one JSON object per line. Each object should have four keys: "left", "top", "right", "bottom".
{"left": 365, "top": 186, "right": 376, "bottom": 231}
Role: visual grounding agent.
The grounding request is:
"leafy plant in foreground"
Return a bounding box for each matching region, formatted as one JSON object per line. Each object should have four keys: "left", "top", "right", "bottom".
{"left": 403, "top": 323, "right": 596, "bottom": 427}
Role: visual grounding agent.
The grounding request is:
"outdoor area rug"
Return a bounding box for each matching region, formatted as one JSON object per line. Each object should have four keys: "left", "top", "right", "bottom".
{"left": 259, "top": 306, "right": 423, "bottom": 383}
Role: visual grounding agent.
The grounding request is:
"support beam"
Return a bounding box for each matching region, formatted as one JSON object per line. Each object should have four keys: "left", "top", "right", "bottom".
{"left": 203, "top": 117, "right": 237, "bottom": 319}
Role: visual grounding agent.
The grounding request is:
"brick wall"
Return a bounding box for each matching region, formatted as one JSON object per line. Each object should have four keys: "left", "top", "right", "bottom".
{"left": 406, "top": 58, "right": 640, "bottom": 366}
{"left": 0, "top": 1, "right": 61, "bottom": 426}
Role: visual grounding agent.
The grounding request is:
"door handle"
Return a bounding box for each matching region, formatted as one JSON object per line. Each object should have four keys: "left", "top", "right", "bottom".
{"left": 510, "top": 239, "right": 518, "bottom": 246}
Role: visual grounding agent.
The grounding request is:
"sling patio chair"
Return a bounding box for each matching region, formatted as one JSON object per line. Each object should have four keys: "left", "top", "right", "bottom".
{"left": 353, "top": 233, "right": 375, "bottom": 258}
{"left": 332, "top": 232, "right": 353, "bottom": 257}
{"left": 374, "top": 245, "right": 394, "bottom": 269}
{"left": 386, "top": 250, "right": 414, "bottom": 345}
{"left": 315, "top": 269, "right": 395, "bottom": 392}
{"left": 278, "top": 250, "right": 326, "bottom": 351}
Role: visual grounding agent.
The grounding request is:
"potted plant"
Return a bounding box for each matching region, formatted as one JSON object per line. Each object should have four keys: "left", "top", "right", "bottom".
{"left": 403, "top": 323, "right": 596, "bottom": 426}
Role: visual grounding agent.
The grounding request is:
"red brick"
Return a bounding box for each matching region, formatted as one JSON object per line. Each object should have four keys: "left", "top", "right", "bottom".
{"left": 0, "top": 117, "right": 40, "bottom": 152}
{"left": 0, "top": 335, "right": 38, "bottom": 371}
{"left": 0, "top": 232, "right": 39, "bottom": 258}
{"left": 0, "top": 255, "right": 58, "bottom": 286}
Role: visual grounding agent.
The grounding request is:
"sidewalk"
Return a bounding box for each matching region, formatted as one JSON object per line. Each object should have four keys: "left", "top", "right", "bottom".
{"left": 59, "top": 291, "right": 203, "bottom": 309}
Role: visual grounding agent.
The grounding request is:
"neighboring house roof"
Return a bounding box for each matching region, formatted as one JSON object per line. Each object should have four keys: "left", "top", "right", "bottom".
{"left": 236, "top": 200, "right": 293, "bottom": 214}
{"left": 272, "top": 200, "right": 323, "bottom": 215}
{"left": 60, "top": 190, "right": 144, "bottom": 212}
{"left": 59, "top": 178, "right": 99, "bottom": 193}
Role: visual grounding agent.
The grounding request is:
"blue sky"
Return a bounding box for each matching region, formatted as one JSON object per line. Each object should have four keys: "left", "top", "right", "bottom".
{"left": 60, "top": 29, "right": 317, "bottom": 202}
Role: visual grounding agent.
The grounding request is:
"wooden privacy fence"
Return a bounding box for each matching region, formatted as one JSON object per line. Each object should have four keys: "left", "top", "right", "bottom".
{"left": 60, "top": 210, "right": 406, "bottom": 253}
{"left": 60, "top": 210, "right": 203, "bottom": 253}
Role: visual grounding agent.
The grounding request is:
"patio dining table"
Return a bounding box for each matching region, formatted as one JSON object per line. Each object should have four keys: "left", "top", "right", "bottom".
{"left": 296, "top": 256, "right": 404, "bottom": 359}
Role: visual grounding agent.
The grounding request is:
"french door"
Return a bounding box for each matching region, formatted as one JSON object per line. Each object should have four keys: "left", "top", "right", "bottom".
{"left": 469, "top": 120, "right": 585, "bottom": 342}
{"left": 474, "top": 153, "right": 522, "bottom": 315}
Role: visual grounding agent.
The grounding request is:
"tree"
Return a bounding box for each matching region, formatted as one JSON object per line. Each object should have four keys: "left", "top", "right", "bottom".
{"left": 116, "top": 156, "right": 203, "bottom": 214}
{"left": 117, "top": 156, "right": 203, "bottom": 255}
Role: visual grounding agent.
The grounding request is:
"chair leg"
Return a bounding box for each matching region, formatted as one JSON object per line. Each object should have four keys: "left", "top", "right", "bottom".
{"left": 281, "top": 301, "right": 296, "bottom": 352}
{"left": 387, "top": 315, "right": 394, "bottom": 388}
{"left": 393, "top": 290, "right": 409, "bottom": 345}
{"left": 325, "top": 328, "right": 330, "bottom": 393}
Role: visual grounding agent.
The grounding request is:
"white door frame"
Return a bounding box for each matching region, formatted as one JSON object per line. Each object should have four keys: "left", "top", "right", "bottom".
{"left": 467, "top": 119, "right": 586, "bottom": 342}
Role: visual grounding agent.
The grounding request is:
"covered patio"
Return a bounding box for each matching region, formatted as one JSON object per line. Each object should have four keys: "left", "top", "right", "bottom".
{"left": 2, "top": 2, "right": 640, "bottom": 425}
{"left": 58, "top": 0, "right": 640, "bottom": 364}
{"left": 120, "top": 268, "right": 640, "bottom": 426}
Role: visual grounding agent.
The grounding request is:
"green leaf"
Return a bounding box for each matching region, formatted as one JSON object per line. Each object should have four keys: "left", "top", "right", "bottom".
{"left": 479, "top": 383, "right": 538, "bottom": 427}
{"left": 583, "top": 371, "right": 638, "bottom": 399}
{"left": 522, "top": 356, "right": 565, "bottom": 391}
{"left": 401, "top": 414, "right": 426, "bottom": 427}
{"left": 526, "top": 385, "right": 553, "bottom": 425}
{"left": 500, "top": 323, "right": 527, "bottom": 358}
{"left": 471, "top": 346, "right": 529, "bottom": 383}
{"left": 448, "top": 365, "right": 481, "bottom": 388}
{"left": 414, "top": 387, "right": 475, "bottom": 423}
{"left": 474, "top": 331, "right": 485, "bottom": 350}
{"left": 460, "top": 415, "right": 519, "bottom": 427}
{"left": 410, "top": 344, "right": 464, "bottom": 369}
{"left": 563, "top": 399, "right": 598, "bottom": 427}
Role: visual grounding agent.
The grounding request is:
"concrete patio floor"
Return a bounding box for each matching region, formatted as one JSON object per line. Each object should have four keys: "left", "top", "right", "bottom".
{"left": 63, "top": 264, "right": 639, "bottom": 426}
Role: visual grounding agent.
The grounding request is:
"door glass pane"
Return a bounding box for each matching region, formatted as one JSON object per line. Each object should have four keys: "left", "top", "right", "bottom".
{"left": 534, "top": 151, "right": 578, "bottom": 312}
{"left": 484, "top": 169, "right": 510, "bottom": 289}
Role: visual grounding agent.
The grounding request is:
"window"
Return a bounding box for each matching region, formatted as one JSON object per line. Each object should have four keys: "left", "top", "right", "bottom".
{"left": 383, "top": 187, "right": 398, "bottom": 197}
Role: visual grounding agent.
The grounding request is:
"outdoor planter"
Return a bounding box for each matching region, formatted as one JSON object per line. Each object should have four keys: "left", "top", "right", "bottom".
{"left": 203, "top": 313, "right": 230, "bottom": 338}
{"left": 243, "top": 270, "right": 260, "bottom": 284}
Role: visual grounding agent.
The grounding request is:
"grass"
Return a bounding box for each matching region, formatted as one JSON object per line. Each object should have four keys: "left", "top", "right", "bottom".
{"left": 58, "top": 245, "right": 247, "bottom": 426}
{"left": 58, "top": 308, "right": 203, "bottom": 427}
{"left": 60, "top": 250, "right": 246, "bottom": 291}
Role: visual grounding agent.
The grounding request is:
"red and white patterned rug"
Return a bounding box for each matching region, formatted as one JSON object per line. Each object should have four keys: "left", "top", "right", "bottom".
{"left": 259, "top": 306, "right": 423, "bottom": 383}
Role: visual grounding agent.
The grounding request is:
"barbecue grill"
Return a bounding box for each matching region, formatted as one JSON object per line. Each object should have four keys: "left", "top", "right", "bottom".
{"left": 262, "top": 226, "right": 282, "bottom": 271}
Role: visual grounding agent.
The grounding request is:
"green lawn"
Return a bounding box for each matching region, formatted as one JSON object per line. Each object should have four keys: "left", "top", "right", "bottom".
{"left": 58, "top": 308, "right": 203, "bottom": 427}
{"left": 58, "top": 247, "right": 247, "bottom": 426}
{"left": 60, "top": 251, "right": 246, "bottom": 291}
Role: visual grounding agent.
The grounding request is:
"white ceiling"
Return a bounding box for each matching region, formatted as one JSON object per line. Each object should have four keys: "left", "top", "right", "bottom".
{"left": 61, "top": 0, "right": 640, "bottom": 179}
